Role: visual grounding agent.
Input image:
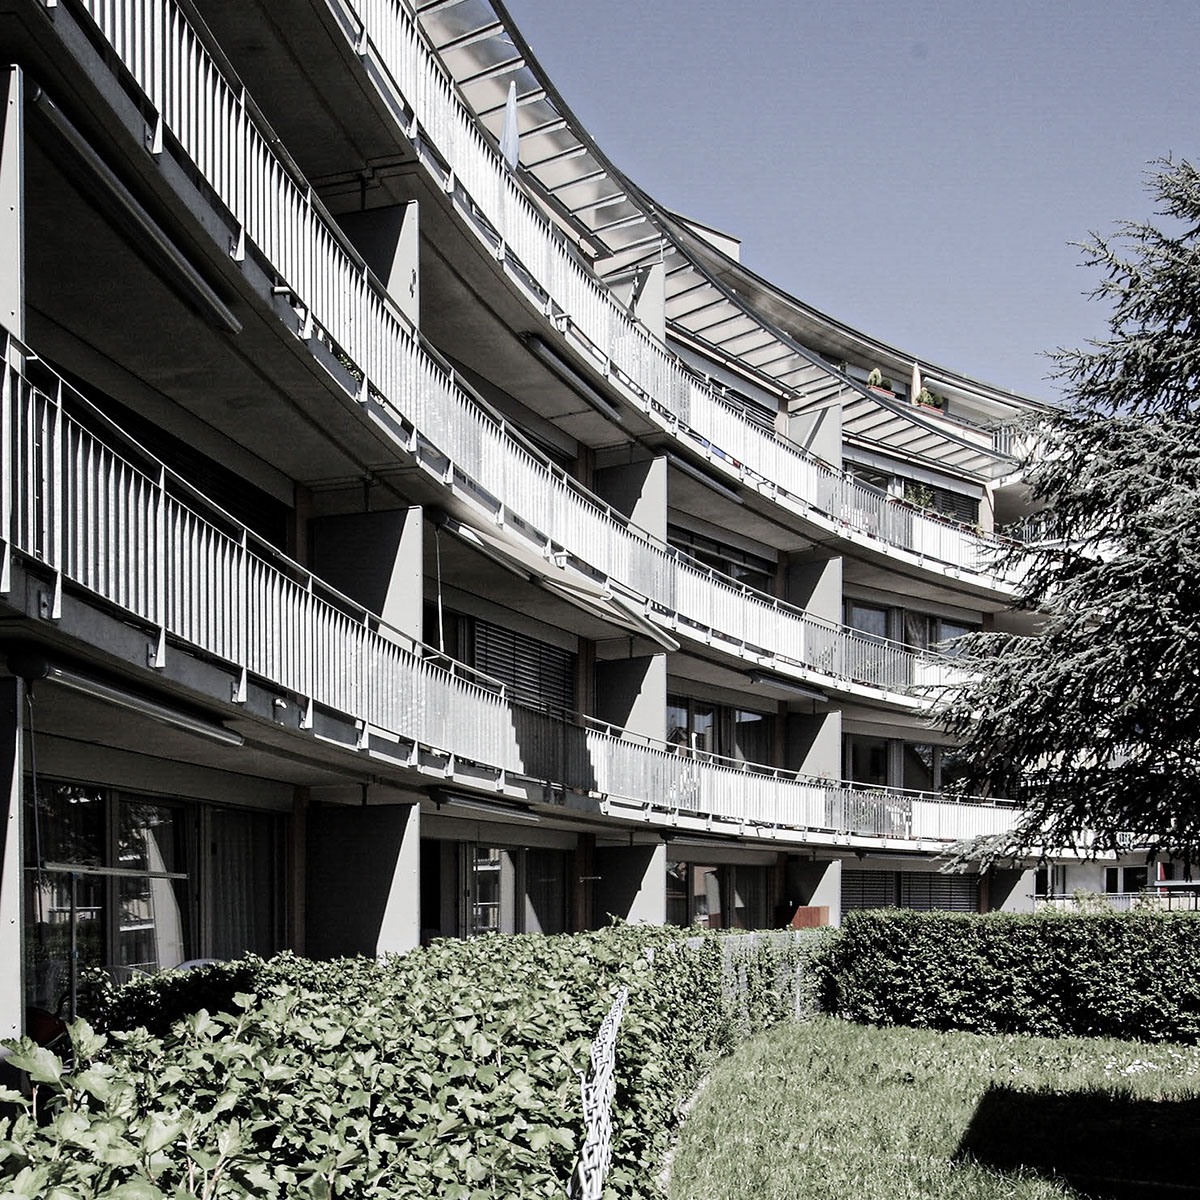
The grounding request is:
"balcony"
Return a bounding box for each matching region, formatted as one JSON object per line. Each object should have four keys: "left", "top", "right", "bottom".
{"left": 21, "top": 0, "right": 964, "bottom": 706}
{"left": 0, "top": 335, "right": 1015, "bottom": 850}
{"left": 68, "top": 0, "right": 1021, "bottom": 593}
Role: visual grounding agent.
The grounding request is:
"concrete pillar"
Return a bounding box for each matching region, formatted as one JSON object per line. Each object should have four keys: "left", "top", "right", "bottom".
{"left": 310, "top": 506, "right": 423, "bottom": 643}
{"left": 978, "top": 486, "right": 996, "bottom": 534}
{"left": 593, "top": 840, "right": 667, "bottom": 925}
{"left": 336, "top": 201, "right": 420, "bottom": 328}
{"left": 305, "top": 803, "right": 421, "bottom": 958}
{"left": 786, "top": 857, "right": 842, "bottom": 926}
{"left": 785, "top": 709, "right": 841, "bottom": 778}
{"left": 593, "top": 455, "right": 667, "bottom": 540}
{"left": 987, "top": 867, "right": 1036, "bottom": 913}
{"left": 630, "top": 261, "right": 665, "bottom": 342}
{"left": 785, "top": 398, "right": 841, "bottom": 468}
{"left": 0, "top": 679, "right": 21, "bottom": 1038}
{"left": 783, "top": 550, "right": 842, "bottom": 625}
{"left": 0, "top": 67, "right": 24, "bottom": 342}
{"left": 595, "top": 654, "right": 667, "bottom": 742}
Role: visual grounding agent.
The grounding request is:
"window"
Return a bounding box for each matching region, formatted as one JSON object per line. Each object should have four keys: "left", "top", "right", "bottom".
{"left": 439, "top": 842, "right": 568, "bottom": 938}
{"left": 666, "top": 861, "right": 769, "bottom": 930}
{"left": 844, "top": 600, "right": 889, "bottom": 641}
{"left": 667, "top": 525, "right": 776, "bottom": 594}
{"left": 24, "top": 780, "right": 284, "bottom": 1014}
{"left": 667, "top": 695, "right": 774, "bottom": 765}
{"left": 902, "top": 611, "right": 979, "bottom": 656}
{"left": 845, "top": 737, "right": 971, "bottom": 794}
{"left": 842, "top": 869, "right": 978, "bottom": 913}
{"left": 1106, "top": 866, "right": 1148, "bottom": 894}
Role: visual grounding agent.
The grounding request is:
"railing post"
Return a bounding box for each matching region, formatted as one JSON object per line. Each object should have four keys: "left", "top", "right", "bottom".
{"left": 0, "top": 339, "right": 11, "bottom": 595}
{"left": 149, "top": 464, "right": 167, "bottom": 668}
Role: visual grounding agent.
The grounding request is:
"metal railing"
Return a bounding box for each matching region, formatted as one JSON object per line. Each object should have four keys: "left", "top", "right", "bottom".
{"left": 1, "top": 335, "right": 1018, "bottom": 845}
{"left": 66, "top": 0, "right": 961, "bottom": 699}
{"left": 1034, "top": 891, "right": 1200, "bottom": 913}
{"left": 569, "top": 984, "right": 628, "bottom": 1200}
{"left": 73, "top": 0, "right": 1017, "bottom": 587}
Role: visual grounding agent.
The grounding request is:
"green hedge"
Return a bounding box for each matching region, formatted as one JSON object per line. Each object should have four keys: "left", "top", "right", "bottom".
{"left": 1, "top": 926, "right": 826, "bottom": 1199}
{"left": 827, "top": 909, "right": 1200, "bottom": 1042}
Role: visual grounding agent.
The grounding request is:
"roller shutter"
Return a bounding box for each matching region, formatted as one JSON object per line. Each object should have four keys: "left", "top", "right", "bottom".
{"left": 472, "top": 620, "right": 576, "bottom": 712}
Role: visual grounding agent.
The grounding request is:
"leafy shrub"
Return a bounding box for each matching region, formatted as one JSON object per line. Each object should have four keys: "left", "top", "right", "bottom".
{"left": 1, "top": 926, "right": 822, "bottom": 1198}
{"left": 827, "top": 909, "right": 1200, "bottom": 1042}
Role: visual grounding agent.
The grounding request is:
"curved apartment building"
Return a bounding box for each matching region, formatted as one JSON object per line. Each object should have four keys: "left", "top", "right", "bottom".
{"left": 0, "top": 0, "right": 1101, "bottom": 1036}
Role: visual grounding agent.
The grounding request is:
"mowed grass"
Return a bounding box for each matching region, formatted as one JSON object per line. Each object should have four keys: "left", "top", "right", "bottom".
{"left": 667, "top": 1016, "right": 1200, "bottom": 1200}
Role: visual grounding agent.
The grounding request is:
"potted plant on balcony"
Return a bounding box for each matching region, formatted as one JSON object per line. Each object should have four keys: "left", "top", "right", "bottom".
{"left": 866, "top": 368, "right": 894, "bottom": 396}
{"left": 915, "top": 387, "right": 944, "bottom": 410}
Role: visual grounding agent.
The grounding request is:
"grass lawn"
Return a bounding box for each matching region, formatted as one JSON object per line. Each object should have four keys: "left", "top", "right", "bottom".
{"left": 666, "top": 1016, "right": 1200, "bottom": 1200}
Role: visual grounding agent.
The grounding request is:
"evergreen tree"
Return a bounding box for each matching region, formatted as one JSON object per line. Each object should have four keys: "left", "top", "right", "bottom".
{"left": 941, "top": 159, "right": 1200, "bottom": 862}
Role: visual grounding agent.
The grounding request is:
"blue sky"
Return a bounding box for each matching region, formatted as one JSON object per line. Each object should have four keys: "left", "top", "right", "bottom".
{"left": 502, "top": 0, "right": 1199, "bottom": 401}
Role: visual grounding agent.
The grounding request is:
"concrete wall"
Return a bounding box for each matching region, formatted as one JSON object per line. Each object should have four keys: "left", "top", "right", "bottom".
{"left": 785, "top": 709, "right": 841, "bottom": 778}
{"left": 987, "top": 867, "right": 1036, "bottom": 913}
{"left": 786, "top": 857, "right": 842, "bottom": 926}
{"left": 595, "top": 654, "right": 667, "bottom": 742}
{"left": 787, "top": 400, "right": 842, "bottom": 468}
{"left": 593, "top": 841, "right": 667, "bottom": 925}
{"left": 310, "top": 506, "right": 423, "bottom": 642}
{"left": 593, "top": 455, "right": 667, "bottom": 540}
{"left": 306, "top": 803, "right": 421, "bottom": 958}
{"left": 336, "top": 201, "right": 419, "bottom": 327}
{"left": 784, "top": 550, "right": 842, "bottom": 625}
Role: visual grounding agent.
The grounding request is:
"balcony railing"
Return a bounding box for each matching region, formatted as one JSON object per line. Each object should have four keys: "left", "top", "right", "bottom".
{"left": 1033, "top": 891, "right": 1200, "bottom": 913}
{"left": 0, "top": 334, "right": 1017, "bottom": 846}
{"left": 74, "top": 0, "right": 1017, "bottom": 588}
{"left": 53, "top": 0, "right": 956, "bottom": 700}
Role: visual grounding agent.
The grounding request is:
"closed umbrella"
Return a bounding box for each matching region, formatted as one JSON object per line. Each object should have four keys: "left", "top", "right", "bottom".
{"left": 500, "top": 81, "right": 520, "bottom": 171}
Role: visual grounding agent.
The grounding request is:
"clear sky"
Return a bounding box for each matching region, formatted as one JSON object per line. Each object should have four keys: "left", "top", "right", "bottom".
{"left": 501, "top": 0, "right": 1199, "bottom": 402}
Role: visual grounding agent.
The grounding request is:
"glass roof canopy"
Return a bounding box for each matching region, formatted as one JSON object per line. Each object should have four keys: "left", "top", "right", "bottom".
{"left": 415, "top": 0, "right": 1032, "bottom": 481}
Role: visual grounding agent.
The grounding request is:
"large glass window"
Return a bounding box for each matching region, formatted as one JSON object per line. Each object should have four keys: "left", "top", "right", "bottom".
{"left": 24, "top": 779, "right": 284, "bottom": 1015}
{"left": 844, "top": 601, "right": 889, "bottom": 641}
{"left": 116, "top": 800, "right": 191, "bottom": 974}
{"left": 667, "top": 695, "right": 774, "bottom": 766}
{"left": 440, "top": 842, "right": 569, "bottom": 938}
{"left": 666, "top": 862, "right": 769, "bottom": 930}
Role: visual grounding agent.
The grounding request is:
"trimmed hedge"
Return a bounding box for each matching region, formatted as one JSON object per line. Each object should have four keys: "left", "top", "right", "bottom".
{"left": 827, "top": 909, "right": 1200, "bottom": 1042}
{"left": 1, "top": 926, "right": 827, "bottom": 1199}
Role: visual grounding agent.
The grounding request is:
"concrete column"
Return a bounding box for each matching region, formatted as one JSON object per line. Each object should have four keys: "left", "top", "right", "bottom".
{"left": 783, "top": 550, "right": 842, "bottom": 625}
{"left": 630, "top": 262, "right": 665, "bottom": 342}
{"left": 987, "top": 867, "right": 1036, "bottom": 913}
{"left": 593, "top": 840, "right": 667, "bottom": 925}
{"left": 785, "top": 709, "right": 841, "bottom": 778}
{"left": 786, "top": 857, "right": 842, "bottom": 926}
{"left": 336, "top": 201, "right": 420, "bottom": 328}
{"left": 595, "top": 654, "right": 667, "bottom": 742}
{"left": 785, "top": 399, "right": 842, "bottom": 468}
{"left": 310, "top": 506, "right": 424, "bottom": 642}
{"left": 593, "top": 455, "right": 667, "bottom": 540}
{"left": 0, "top": 677, "right": 23, "bottom": 1039}
{"left": 0, "top": 67, "right": 24, "bottom": 342}
{"left": 305, "top": 803, "right": 421, "bottom": 958}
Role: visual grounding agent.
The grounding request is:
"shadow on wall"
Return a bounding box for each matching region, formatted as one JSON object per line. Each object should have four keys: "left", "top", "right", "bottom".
{"left": 955, "top": 1085, "right": 1200, "bottom": 1199}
